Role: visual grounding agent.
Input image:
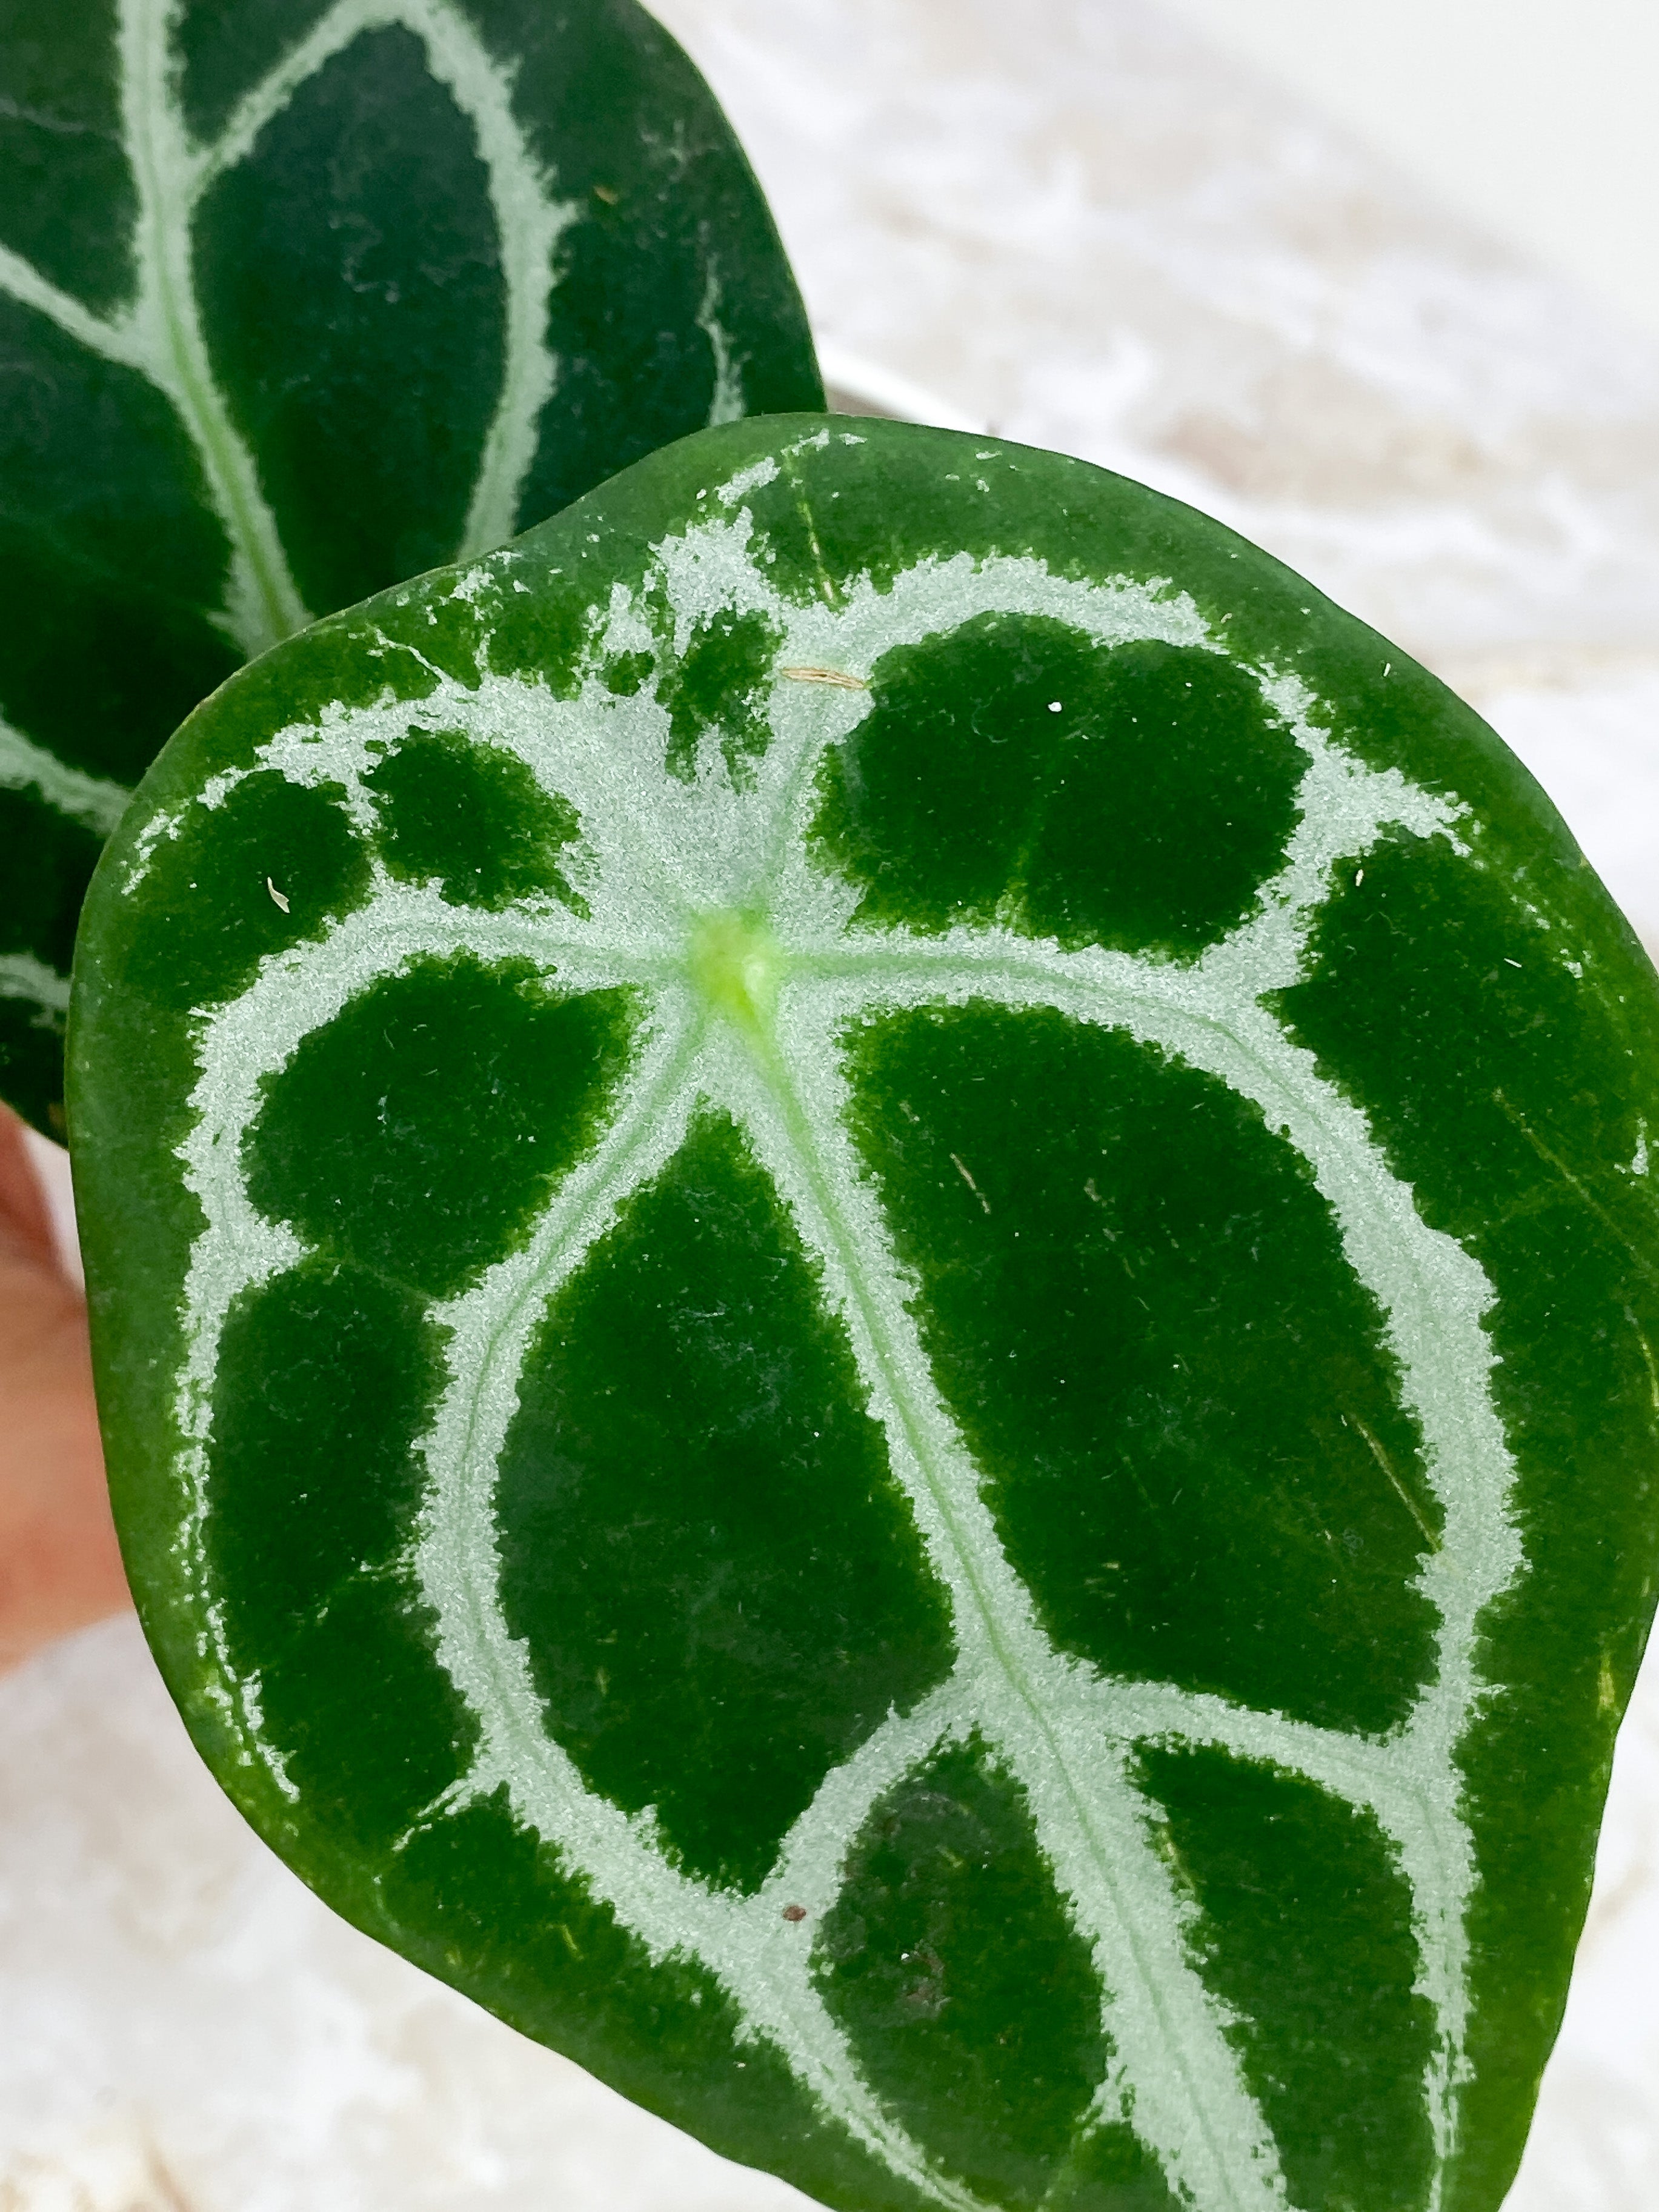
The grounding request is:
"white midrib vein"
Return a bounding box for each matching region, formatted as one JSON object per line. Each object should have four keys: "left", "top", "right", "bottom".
{"left": 168, "top": 530, "right": 1524, "bottom": 2212}
{"left": 118, "top": 0, "right": 309, "bottom": 654}
{"left": 728, "top": 1018, "right": 1291, "bottom": 2204}
{"left": 407, "top": 1003, "right": 988, "bottom": 2211}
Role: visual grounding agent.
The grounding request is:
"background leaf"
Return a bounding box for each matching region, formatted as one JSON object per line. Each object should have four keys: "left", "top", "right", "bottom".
{"left": 0, "top": 0, "right": 820, "bottom": 1134}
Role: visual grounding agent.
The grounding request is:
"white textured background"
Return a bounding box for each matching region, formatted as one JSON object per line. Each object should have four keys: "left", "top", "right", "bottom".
{"left": 3, "top": 1, "right": 1657, "bottom": 2204}
{"left": 1159, "top": 0, "right": 1659, "bottom": 339}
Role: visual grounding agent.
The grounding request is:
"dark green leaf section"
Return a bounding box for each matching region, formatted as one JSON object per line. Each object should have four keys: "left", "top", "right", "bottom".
{"left": 660, "top": 606, "right": 783, "bottom": 783}
{"left": 367, "top": 726, "right": 587, "bottom": 913}
{"left": 379, "top": 1790, "right": 932, "bottom": 2212}
{"left": 0, "top": 789, "right": 101, "bottom": 1134}
{"left": 496, "top": 1111, "right": 954, "bottom": 1891}
{"left": 816, "top": 1736, "right": 1175, "bottom": 2212}
{"left": 0, "top": 789, "right": 101, "bottom": 969}
{"left": 206, "top": 1257, "right": 473, "bottom": 1855}
{"left": 1277, "top": 831, "right": 1659, "bottom": 2209}
{"left": 244, "top": 956, "right": 635, "bottom": 1303}
{"left": 846, "top": 1003, "right": 1438, "bottom": 1735}
{"left": 601, "top": 648, "right": 654, "bottom": 697}
{"left": 1040, "top": 2127, "right": 1189, "bottom": 2212}
{"left": 175, "top": 0, "right": 339, "bottom": 142}
{"left": 193, "top": 26, "right": 505, "bottom": 614}
{"left": 0, "top": 0, "right": 133, "bottom": 308}
{"left": 814, "top": 621, "right": 1303, "bottom": 955}
{"left": 122, "top": 769, "right": 371, "bottom": 1017}
{"left": 1141, "top": 1745, "right": 1435, "bottom": 2212}
{"left": 0, "top": 294, "right": 239, "bottom": 783}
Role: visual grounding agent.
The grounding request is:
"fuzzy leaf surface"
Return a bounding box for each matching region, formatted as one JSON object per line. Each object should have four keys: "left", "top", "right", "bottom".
{"left": 72, "top": 418, "right": 1659, "bottom": 2212}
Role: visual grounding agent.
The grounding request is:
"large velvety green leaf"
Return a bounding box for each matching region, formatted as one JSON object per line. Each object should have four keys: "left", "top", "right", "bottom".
{"left": 71, "top": 419, "right": 1659, "bottom": 2212}
{"left": 0, "top": 0, "right": 820, "bottom": 1134}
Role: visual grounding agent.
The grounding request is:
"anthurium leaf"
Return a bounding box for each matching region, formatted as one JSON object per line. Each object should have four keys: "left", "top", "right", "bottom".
{"left": 71, "top": 417, "right": 1659, "bottom": 2212}
{"left": 0, "top": 0, "right": 819, "bottom": 1135}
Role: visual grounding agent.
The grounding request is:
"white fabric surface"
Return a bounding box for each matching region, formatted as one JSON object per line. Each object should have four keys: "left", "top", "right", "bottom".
{"left": 2, "top": 1, "right": 1656, "bottom": 2202}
